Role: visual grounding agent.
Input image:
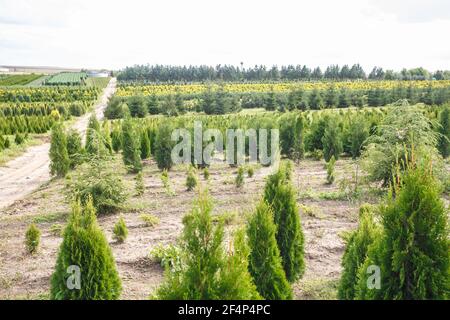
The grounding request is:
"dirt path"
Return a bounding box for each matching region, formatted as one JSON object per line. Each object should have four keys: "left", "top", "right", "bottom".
{"left": 0, "top": 78, "right": 116, "bottom": 211}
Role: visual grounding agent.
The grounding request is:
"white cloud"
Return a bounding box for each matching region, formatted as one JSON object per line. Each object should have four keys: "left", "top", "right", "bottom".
{"left": 0, "top": 0, "right": 449, "bottom": 71}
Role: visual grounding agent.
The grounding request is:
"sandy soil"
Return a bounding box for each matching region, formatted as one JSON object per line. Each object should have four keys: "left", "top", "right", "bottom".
{"left": 0, "top": 78, "right": 116, "bottom": 210}
{"left": 0, "top": 157, "right": 366, "bottom": 300}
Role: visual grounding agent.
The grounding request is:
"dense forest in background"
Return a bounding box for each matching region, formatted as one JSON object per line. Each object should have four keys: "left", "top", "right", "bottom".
{"left": 118, "top": 64, "right": 450, "bottom": 83}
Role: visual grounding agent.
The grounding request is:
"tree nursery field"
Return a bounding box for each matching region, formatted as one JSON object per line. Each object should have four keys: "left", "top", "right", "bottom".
{"left": 0, "top": 67, "right": 449, "bottom": 300}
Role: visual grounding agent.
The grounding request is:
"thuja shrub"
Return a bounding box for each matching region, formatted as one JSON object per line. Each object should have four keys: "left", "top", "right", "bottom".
{"left": 235, "top": 166, "right": 245, "bottom": 188}
{"left": 154, "top": 190, "right": 261, "bottom": 300}
{"left": 356, "top": 161, "right": 449, "bottom": 300}
{"left": 186, "top": 166, "right": 198, "bottom": 191}
{"left": 50, "top": 198, "right": 122, "bottom": 300}
{"left": 326, "top": 155, "right": 336, "bottom": 184}
{"left": 25, "top": 223, "right": 41, "bottom": 254}
{"left": 263, "top": 162, "right": 305, "bottom": 282}
{"left": 49, "top": 122, "right": 70, "bottom": 177}
{"left": 66, "top": 129, "right": 84, "bottom": 169}
{"left": 247, "top": 201, "right": 293, "bottom": 300}
{"left": 113, "top": 216, "right": 128, "bottom": 243}
{"left": 155, "top": 122, "right": 174, "bottom": 171}
{"left": 135, "top": 171, "right": 145, "bottom": 196}
{"left": 337, "top": 204, "right": 381, "bottom": 300}
{"left": 121, "top": 117, "right": 142, "bottom": 173}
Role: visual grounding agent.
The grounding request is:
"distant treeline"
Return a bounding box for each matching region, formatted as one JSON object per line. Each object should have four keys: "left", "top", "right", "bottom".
{"left": 118, "top": 64, "right": 450, "bottom": 83}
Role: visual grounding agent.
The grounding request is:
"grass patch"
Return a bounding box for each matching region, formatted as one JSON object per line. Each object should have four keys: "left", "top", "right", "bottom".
{"left": 32, "top": 211, "right": 67, "bottom": 224}
{"left": 140, "top": 214, "right": 160, "bottom": 227}
{"left": 297, "top": 278, "right": 338, "bottom": 300}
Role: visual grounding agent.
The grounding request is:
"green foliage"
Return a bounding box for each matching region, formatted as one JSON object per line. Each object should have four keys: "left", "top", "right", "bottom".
{"left": 326, "top": 155, "right": 336, "bottom": 184}
{"left": 160, "top": 170, "right": 175, "bottom": 195}
{"left": 437, "top": 106, "right": 449, "bottom": 158}
{"left": 263, "top": 162, "right": 305, "bottom": 282}
{"left": 140, "top": 129, "right": 151, "bottom": 160}
{"left": 338, "top": 205, "right": 381, "bottom": 300}
{"left": 203, "top": 167, "right": 210, "bottom": 180}
{"left": 362, "top": 107, "right": 440, "bottom": 186}
{"left": 186, "top": 166, "right": 198, "bottom": 191}
{"left": 105, "top": 96, "right": 127, "bottom": 119}
{"left": 247, "top": 201, "right": 293, "bottom": 300}
{"left": 280, "top": 113, "right": 305, "bottom": 160}
{"left": 247, "top": 166, "right": 254, "bottom": 178}
{"left": 66, "top": 129, "right": 83, "bottom": 169}
{"left": 49, "top": 122, "right": 70, "bottom": 177}
{"left": 154, "top": 190, "right": 261, "bottom": 300}
{"left": 322, "top": 119, "right": 343, "bottom": 162}
{"left": 25, "top": 223, "right": 41, "bottom": 254}
{"left": 140, "top": 214, "right": 160, "bottom": 227}
{"left": 14, "top": 133, "right": 26, "bottom": 145}
{"left": 149, "top": 244, "right": 182, "bottom": 270}
{"left": 155, "top": 122, "right": 174, "bottom": 170}
{"left": 135, "top": 171, "right": 145, "bottom": 196}
{"left": 113, "top": 216, "right": 128, "bottom": 243}
{"left": 121, "top": 117, "right": 142, "bottom": 173}
{"left": 357, "top": 163, "right": 449, "bottom": 300}
{"left": 127, "top": 96, "right": 147, "bottom": 118}
{"left": 235, "top": 166, "right": 245, "bottom": 188}
{"left": 85, "top": 114, "right": 102, "bottom": 155}
{"left": 67, "top": 159, "right": 128, "bottom": 215}
{"left": 348, "top": 117, "right": 369, "bottom": 159}
{"left": 111, "top": 125, "right": 122, "bottom": 153}
{"left": 50, "top": 198, "right": 122, "bottom": 300}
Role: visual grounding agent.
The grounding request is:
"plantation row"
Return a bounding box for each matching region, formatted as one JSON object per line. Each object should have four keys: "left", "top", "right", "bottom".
{"left": 117, "top": 64, "right": 450, "bottom": 82}
{"left": 108, "top": 84, "right": 450, "bottom": 117}
{"left": 44, "top": 72, "right": 88, "bottom": 86}
{"left": 0, "top": 86, "right": 100, "bottom": 103}
{"left": 0, "top": 115, "right": 56, "bottom": 135}
{"left": 0, "top": 101, "right": 90, "bottom": 117}
{"left": 116, "top": 80, "right": 450, "bottom": 96}
{"left": 0, "top": 74, "right": 43, "bottom": 86}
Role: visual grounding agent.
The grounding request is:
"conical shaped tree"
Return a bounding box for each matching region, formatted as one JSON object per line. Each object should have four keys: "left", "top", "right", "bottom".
{"left": 263, "top": 162, "right": 305, "bottom": 282}
{"left": 357, "top": 161, "right": 449, "bottom": 300}
{"left": 50, "top": 198, "right": 122, "bottom": 300}
{"left": 49, "top": 122, "right": 70, "bottom": 177}
{"left": 437, "top": 106, "right": 449, "bottom": 158}
{"left": 338, "top": 204, "right": 381, "bottom": 300}
{"left": 140, "top": 129, "right": 151, "bottom": 160}
{"left": 154, "top": 122, "right": 174, "bottom": 171}
{"left": 85, "top": 114, "right": 101, "bottom": 155}
{"left": 121, "top": 117, "right": 142, "bottom": 173}
{"left": 66, "top": 129, "right": 83, "bottom": 169}
{"left": 247, "top": 200, "right": 293, "bottom": 299}
{"left": 322, "top": 119, "right": 343, "bottom": 162}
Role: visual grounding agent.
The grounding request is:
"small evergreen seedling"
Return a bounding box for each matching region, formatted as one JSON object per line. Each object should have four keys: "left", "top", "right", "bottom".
{"left": 247, "top": 201, "right": 293, "bottom": 299}
{"left": 235, "top": 166, "right": 245, "bottom": 188}
{"left": 49, "top": 122, "right": 70, "bottom": 177}
{"left": 247, "top": 166, "right": 254, "bottom": 178}
{"left": 203, "top": 167, "right": 210, "bottom": 180}
{"left": 326, "top": 155, "right": 336, "bottom": 184}
{"left": 25, "top": 223, "right": 41, "bottom": 254}
{"left": 186, "top": 166, "right": 198, "bottom": 191}
{"left": 161, "top": 170, "right": 174, "bottom": 195}
{"left": 135, "top": 171, "right": 145, "bottom": 196}
{"left": 50, "top": 198, "right": 122, "bottom": 300}
{"left": 113, "top": 216, "right": 128, "bottom": 243}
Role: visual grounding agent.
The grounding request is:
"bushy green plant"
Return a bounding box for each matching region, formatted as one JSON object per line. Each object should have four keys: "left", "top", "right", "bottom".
{"left": 356, "top": 162, "right": 449, "bottom": 300}
{"left": 135, "top": 171, "right": 145, "bottom": 196}
{"left": 67, "top": 159, "right": 127, "bottom": 215}
{"left": 160, "top": 170, "right": 175, "bottom": 195}
{"left": 437, "top": 106, "right": 449, "bottom": 158}
{"left": 49, "top": 122, "right": 70, "bottom": 177}
{"left": 326, "top": 155, "right": 336, "bottom": 184}
{"left": 25, "top": 223, "right": 41, "bottom": 254}
{"left": 121, "top": 117, "right": 142, "bottom": 173}
{"left": 247, "top": 166, "right": 255, "bottom": 178}
{"left": 235, "top": 166, "right": 245, "bottom": 188}
{"left": 140, "top": 129, "right": 151, "bottom": 160}
{"left": 247, "top": 201, "right": 293, "bottom": 300}
{"left": 263, "top": 162, "right": 305, "bottom": 282}
{"left": 338, "top": 204, "right": 381, "bottom": 300}
{"left": 113, "top": 216, "right": 128, "bottom": 243}
{"left": 186, "top": 166, "right": 198, "bottom": 191}
{"left": 140, "top": 214, "right": 160, "bottom": 227}
{"left": 203, "top": 167, "right": 210, "bottom": 180}
{"left": 66, "top": 129, "right": 83, "bottom": 169}
{"left": 155, "top": 123, "right": 174, "bottom": 171}
{"left": 322, "top": 119, "right": 343, "bottom": 162}
{"left": 50, "top": 198, "right": 122, "bottom": 300}
{"left": 149, "top": 243, "right": 182, "bottom": 271}
{"left": 154, "top": 190, "right": 260, "bottom": 300}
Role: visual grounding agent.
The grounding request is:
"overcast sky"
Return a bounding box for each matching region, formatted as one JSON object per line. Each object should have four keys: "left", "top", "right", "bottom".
{"left": 0, "top": 0, "right": 449, "bottom": 71}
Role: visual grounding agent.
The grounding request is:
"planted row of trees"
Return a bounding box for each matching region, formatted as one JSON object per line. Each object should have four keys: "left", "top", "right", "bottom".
{"left": 118, "top": 64, "right": 450, "bottom": 82}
